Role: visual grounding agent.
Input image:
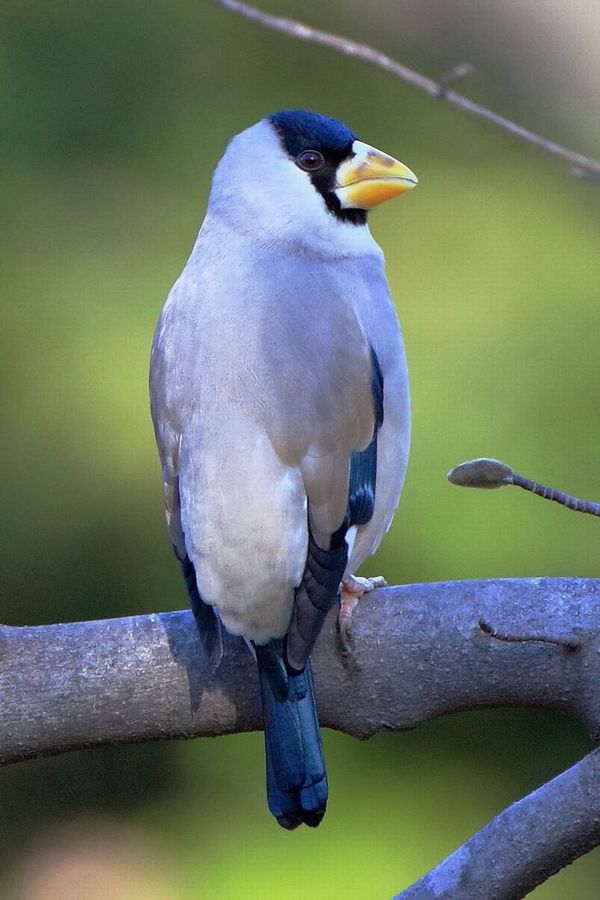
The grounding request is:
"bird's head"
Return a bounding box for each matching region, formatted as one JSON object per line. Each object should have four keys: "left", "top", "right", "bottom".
{"left": 206, "top": 109, "right": 417, "bottom": 256}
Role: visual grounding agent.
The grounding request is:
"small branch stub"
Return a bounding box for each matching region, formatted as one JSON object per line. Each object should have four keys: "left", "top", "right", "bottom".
{"left": 436, "top": 62, "right": 475, "bottom": 99}
{"left": 479, "top": 619, "right": 581, "bottom": 652}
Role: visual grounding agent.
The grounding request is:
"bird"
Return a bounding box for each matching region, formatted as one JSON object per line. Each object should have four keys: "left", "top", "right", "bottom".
{"left": 149, "top": 109, "right": 417, "bottom": 829}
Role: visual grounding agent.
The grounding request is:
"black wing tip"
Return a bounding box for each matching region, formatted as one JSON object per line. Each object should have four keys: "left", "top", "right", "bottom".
{"left": 198, "top": 623, "right": 224, "bottom": 669}
{"left": 178, "top": 551, "right": 224, "bottom": 667}
{"left": 286, "top": 534, "right": 348, "bottom": 673}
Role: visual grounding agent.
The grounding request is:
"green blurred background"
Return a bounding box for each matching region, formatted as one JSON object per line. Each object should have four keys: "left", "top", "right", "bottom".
{"left": 1, "top": 0, "right": 599, "bottom": 896}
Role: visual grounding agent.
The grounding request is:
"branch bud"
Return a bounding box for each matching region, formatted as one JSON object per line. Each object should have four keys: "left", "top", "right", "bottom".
{"left": 447, "top": 457, "right": 514, "bottom": 489}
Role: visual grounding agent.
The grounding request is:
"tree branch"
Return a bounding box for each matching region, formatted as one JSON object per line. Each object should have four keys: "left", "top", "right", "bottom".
{"left": 3, "top": 577, "right": 600, "bottom": 897}
{"left": 395, "top": 746, "right": 600, "bottom": 899}
{"left": 215, "top": 0, "right": 600, "bottom": 181}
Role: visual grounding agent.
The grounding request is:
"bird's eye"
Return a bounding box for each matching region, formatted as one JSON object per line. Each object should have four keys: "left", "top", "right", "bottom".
{"left": 297, "top": 150, "right": 325, "bottom": 171}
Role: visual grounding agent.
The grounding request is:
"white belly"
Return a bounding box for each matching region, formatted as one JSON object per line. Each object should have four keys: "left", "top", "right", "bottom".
{"left": 178, "top": 409, "right": 308, "bottom": 643}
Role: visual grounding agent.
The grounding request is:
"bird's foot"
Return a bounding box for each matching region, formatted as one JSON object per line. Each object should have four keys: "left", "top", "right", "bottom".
{"left": 338, "top": 574, "right": 387, "bottom": 667}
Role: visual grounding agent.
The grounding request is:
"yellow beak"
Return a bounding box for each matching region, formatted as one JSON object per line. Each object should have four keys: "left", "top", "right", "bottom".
{"left": 334, "top": 140, "right": 418, "bottom": 210}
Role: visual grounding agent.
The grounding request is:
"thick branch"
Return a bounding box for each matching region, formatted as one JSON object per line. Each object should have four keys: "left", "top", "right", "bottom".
{"left": 216, "top": 0, "right": 600, "bottom": 180}
{"left": 2, "top": 578, "right": 600, "bottom": 760}
{"left": 3, "top": 577, "right": 600, "bottom": 899}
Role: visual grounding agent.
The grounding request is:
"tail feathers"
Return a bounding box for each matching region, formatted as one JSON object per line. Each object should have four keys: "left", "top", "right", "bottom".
{"left": 256, "top": 644, "right": 327, "bottom": 829}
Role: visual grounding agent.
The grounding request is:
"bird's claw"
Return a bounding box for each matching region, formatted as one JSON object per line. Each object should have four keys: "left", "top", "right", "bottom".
{"left": 337, "top": 575, "right": 387, "bottom": 668}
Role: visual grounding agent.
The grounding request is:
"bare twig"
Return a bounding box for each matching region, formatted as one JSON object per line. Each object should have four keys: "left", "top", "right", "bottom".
{"left": 215, "top": 0, "right": 600, "bottom": 180}
{"left": 448, "top": 457, "right": 600, "bottom": 518}
{"left": 512, "top": 472, "right": 600, "bottom": 516}
{"left": 2, "top": 578, "right": 600, "bottom": 897}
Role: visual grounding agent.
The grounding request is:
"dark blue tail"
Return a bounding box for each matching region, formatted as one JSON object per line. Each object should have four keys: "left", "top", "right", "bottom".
{"left": 255, "top": 642, "right": 327, "bottom": 829}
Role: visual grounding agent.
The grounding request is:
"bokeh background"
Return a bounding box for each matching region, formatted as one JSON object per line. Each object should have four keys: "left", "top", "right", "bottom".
{"left": 2, "top": 0, "right": 600, "bottom": 896}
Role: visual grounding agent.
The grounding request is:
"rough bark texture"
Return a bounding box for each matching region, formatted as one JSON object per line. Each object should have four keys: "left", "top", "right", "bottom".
{"left": 2, "top": 577, "right": 600, "bottom": 761}
{"left": 2, "top": 577, "right": 600, "bottom": 898}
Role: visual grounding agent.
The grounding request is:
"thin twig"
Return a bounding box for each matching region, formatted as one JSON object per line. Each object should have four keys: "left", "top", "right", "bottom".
{"left": 215, "top": 0, "right": 600, "bottom": 180}
{"left": 447, "top": 458, "right": 600, "bottom": 518}
{"left": 512, "top": 473, "right": 600, "bottom": 517}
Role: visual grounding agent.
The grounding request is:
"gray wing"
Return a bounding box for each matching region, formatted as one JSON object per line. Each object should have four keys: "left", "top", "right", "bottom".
{"left": 286, "top": 346, "right": 385, "bottom": 672}
{"left": 286, "top": 255, "right": 410, "bottom": 670}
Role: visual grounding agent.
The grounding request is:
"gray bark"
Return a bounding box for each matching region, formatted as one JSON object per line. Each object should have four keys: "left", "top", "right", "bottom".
{"left": 2, "top": 576, "right": 599, "bottom": 898}
{"left": 396, "top": 746, "right": 600, "bottom": 899}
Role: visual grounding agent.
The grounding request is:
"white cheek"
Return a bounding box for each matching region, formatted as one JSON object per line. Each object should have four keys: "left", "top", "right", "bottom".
{"left": 207, "top": 120, "right": 382, "bottom": 260}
